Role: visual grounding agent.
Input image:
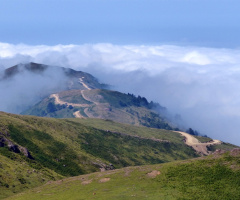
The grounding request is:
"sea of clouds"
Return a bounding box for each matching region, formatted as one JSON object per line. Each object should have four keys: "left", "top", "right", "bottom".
{"left": 1, "top": 42, "right": 240, "bottom": 145}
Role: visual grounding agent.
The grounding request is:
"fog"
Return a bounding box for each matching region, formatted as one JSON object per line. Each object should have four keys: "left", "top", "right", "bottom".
{"left": 0, "top": 64, "right": 68, "bottom": 113}
{"left": 0, "top": 42, "right": 240, "bottom": 145}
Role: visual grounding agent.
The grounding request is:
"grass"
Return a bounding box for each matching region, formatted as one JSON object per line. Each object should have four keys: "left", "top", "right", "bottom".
{"left": 58, "top": 90, "right": 92, "bottom": 104}
{"left": 0, "top": 152, "right": 62, "bottom": 199}
{"left": 68, "top": 118, "right": 184, "bottom": 144}
{"left": 195, "top": 136, "right": 213, "bottom": 143}
{"left": 208, "top": 142, "right": 239, "bottom": 151}
{"left": 6, "top": 151, "right": 240, "bottom": 200}
{"left": 0, "top": 112, "right": 202, "bottom": 199}
{"left": 22, "top": 98, "right": 75, "bottom": 118}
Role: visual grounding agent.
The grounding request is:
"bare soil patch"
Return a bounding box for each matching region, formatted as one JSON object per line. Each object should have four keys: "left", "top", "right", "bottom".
{"left": 81, "top": 179, "right": 92, "bottom": 185}
{"left": 147, "top": 170, "right": 161, "bottom": 178}
{"left": 175, "top": 131, "right": 221, "bottom": 155}
{"left": 99, "top": 178, "right": 110, "bottom": 183}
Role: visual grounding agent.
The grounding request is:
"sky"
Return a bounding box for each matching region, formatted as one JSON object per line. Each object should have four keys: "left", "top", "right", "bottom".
{"left": 0, "top": 0, "right": 240, "bottom": 47}
{"left": 1, "top": 0, "right": 240, "bottom": 145}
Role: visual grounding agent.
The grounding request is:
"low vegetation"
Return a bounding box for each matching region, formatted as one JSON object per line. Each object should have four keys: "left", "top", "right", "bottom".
{"left": 6, "top": 150, "right": 240, "bottom": 200}
{"left": 0, "top": 112, "right": 201, "bottom": 199}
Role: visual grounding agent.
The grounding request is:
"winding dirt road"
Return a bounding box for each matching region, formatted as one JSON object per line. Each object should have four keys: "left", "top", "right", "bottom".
{"left": 50, "top": 94, "right": 90, "bottom": 108}
{"left": 50, "top": 78, "right": 95, "bottom": 118}
{"left": 175, "top": 131, "right": 221, "bottom": 155}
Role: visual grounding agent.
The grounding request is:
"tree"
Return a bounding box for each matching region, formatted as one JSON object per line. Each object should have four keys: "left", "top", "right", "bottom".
{"left": 187, "top": 128, "right": 195, "bottom": 135}
{"left": 47, "top": 102, "right": 57, "bottom": 113}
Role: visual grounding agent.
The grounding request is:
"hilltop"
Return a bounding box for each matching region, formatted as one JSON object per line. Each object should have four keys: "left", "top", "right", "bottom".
{"left": 1, "top": 62, "right": 105, "bottom": 90}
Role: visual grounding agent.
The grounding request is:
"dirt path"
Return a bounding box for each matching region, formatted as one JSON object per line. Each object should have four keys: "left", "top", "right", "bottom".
{"left": 175, "top": 131, "right": 221, "bottom": 155}
{"left": 50, "top": 89, "right": 96, "bottom": 119}
{"left": 79, "top": 78, "right": 91, "bottom": 90}
{"left": 73, "top": 111, "right": 85, "bottom": 119}
{"left": 81, "top": 90, "right": 100, "bottom": 105}
{"left": 50, "top": 78, "right": 106, "bottom": 119}
{"left": 83, "top": 107, "right": 92, "bottom": 118}
{"left": 50, "top": 94, "right": 90, "bottom": 108}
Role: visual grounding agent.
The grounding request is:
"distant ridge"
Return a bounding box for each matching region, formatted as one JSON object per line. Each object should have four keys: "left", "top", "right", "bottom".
{"left": 1, "top": 62, "right": 107, "bottom": 90}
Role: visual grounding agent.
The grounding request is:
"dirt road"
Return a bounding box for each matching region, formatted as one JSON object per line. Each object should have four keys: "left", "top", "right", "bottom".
{"left": 50, "top": 94, "right": 90, "bottom": 108}
{"left": 73, "top": 111, "right": 85, "bottom": 118}
{"left": 81, "top": 90, "right": 100, "bottom": 105}
{"left": 175, "top": 131, "right": 221, "bottom": 155}
{"left": 79, "top": 78, "right": 91, "bottom": 90}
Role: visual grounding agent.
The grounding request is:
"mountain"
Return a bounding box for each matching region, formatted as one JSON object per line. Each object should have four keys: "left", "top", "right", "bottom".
{"left": 0, "top": 112, "right": 236, "bottom": 199}
{"left": 6, "top": 148, "right": 240, "bottom": 200}
{"left": 1, "top": 62, "right": 174, "bottom": 130}
{"left": 0, "top": 62, "right": 107, "bottom": 113}
{"left": 0, "top": 62, "right": 174, "bottom": 129}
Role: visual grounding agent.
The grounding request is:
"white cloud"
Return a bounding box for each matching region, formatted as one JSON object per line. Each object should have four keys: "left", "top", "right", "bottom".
{"left": 1, "top": 42, "right": 240, "bottom": 145}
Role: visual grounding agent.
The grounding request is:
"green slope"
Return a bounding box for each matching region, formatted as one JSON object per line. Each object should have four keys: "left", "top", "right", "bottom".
{"left": 6, "top": 149, "right": 240, "bottom": 200}
{"left": 0, "top": 151, "right": 62, "bottom": 199}
{"left": 0, "top": 112, "right": 237, "bottom": 199}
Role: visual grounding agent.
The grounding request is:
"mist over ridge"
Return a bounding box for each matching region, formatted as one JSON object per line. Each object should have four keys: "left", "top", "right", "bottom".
{"left": 0, "top": 42, "right": 240, "bottom": 145}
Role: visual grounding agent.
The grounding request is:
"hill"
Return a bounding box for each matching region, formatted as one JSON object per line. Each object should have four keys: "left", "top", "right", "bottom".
{"left": 6, "top": 149, "right": 240, "bottom": 200}
{"left": 22, "top": 89, "right": 175, "bottom": 130}
{"left": 0, "top": 112, "right": 236, "bottom": 199}
{"left": 0, "top": 112, "right": 193, "bottom": 199}
{"left": 0, "top": 62, "right": 107, "bottom": 114}
{"left": 1, "top": 62, "right": 177, "bottom": 131}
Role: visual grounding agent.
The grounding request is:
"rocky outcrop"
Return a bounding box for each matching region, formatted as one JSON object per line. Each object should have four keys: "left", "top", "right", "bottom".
{"left": 212, "top": 148, "right": 240, "bottom": 157}
{"left": 0, "top": 132, "right": 33, "bottom": 159}
{"left": 229, "top": 148, "right": 240, "bottom": 156}
{"left": 18, "top": 146, "right": 34, "bottom": 159}
{"left": 92, "top": 161, "right": 115, "bottom": 172}
{"left": 212, "top": 149, "right": 227, "bottom": 155}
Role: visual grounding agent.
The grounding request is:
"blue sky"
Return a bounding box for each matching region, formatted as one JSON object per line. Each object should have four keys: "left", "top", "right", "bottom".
{"left": 0, "top": 0, "right": 240, "bottom": 47}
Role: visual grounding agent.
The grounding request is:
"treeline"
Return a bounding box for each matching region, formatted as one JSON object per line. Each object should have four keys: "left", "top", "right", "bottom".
{"left": 186, "top": 128, "right": 208, "bottom": 137}
{"left": 47, "top": 102, "right": 73, "bottom": 113}
{"left": 125, "top": 93, "right": 161, "bottom": 109}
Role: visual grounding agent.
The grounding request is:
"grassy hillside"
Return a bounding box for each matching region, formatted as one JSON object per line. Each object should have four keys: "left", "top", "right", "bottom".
{"left": 0, "top": 112, "right": 237, "bottom": 199}
{"left": 0, "top": 112, "right": 204, "bottom": 199}
{"left": 6, "top": 149, "right": 240, "bottom": 200}
{"left": 0, "top": 153, "right": 62, "bottom": 200}
{"left": 23, "top": 89, "right": 175, "bottom": 130}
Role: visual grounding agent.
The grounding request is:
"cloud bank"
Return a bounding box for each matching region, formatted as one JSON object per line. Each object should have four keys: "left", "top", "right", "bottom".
{"left": 0, "top": 64, "right": 68, "bottom": 113}
{"left": 1, "top": 42, "right": 240, "bottom": 145}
